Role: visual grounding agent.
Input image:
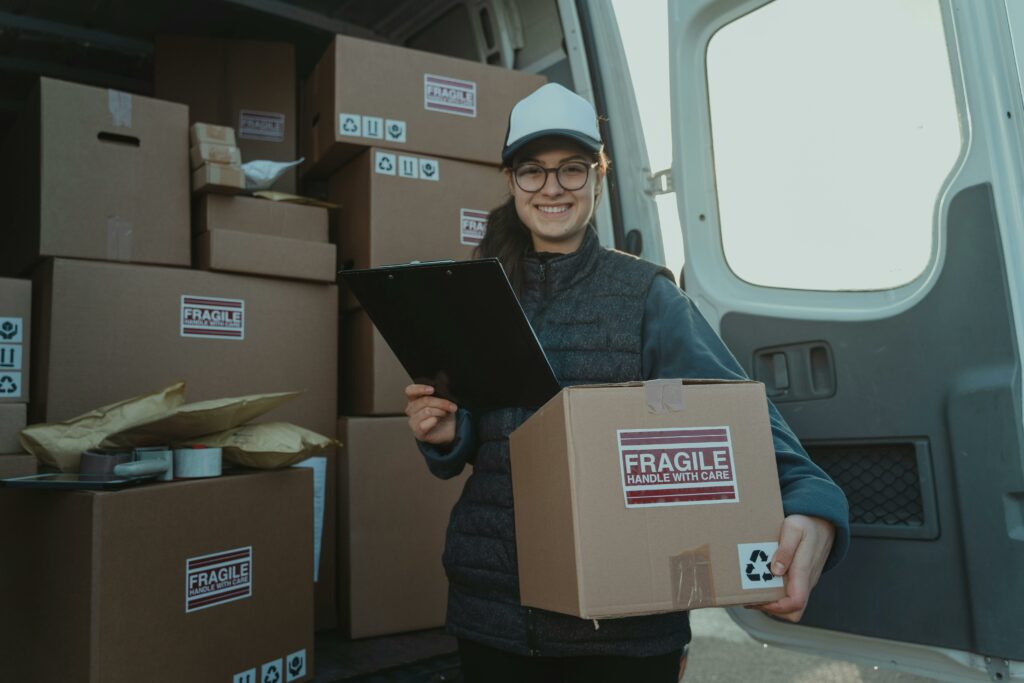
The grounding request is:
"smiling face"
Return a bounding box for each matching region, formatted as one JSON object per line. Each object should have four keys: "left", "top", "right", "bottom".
{"left": 508, "top": 139, "right": 604, "bottom": 254}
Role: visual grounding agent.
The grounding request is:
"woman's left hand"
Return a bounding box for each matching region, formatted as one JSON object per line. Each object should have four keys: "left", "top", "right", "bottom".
{"left": 751, "top": 514, "right": 835, "bottom": 622}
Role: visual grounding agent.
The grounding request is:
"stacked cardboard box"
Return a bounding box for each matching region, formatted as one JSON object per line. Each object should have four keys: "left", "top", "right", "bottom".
{"left": 0, "top": 279, "right": 30, "bottom": 474}
{"left": 191, "top": 122, "right": 246, "bottom": 194}
{"left": 0, "top": 468, "right": 315, "bottom": 682}
{"left": 194, "top": 194, "right": 336, "bottom": 283}
{"left": 301, "top": 36, "right": 545, "bottom": 635}
{"left": 155, "top": 37, "right": 298, "bottom": 192}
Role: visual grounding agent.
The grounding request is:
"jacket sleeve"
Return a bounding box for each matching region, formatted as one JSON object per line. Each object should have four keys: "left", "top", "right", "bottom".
{"left": 416, "top": 407, "right": 478, "bottom": 479}
{"left": 642, "top": 276, "right": 850, "bottom": 571}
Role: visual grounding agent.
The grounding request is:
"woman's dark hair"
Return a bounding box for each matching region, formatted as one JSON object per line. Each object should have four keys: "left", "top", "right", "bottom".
{"left": 474, "top": 148, "right": 610, "bottom": 293}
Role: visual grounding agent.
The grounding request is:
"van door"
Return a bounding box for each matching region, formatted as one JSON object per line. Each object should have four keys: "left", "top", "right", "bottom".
{"left": 669, "top": 0, "right": 1023, "bottom": 680}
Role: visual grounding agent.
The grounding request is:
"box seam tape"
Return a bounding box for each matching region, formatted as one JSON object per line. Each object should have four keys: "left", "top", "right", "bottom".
{"left": 644, "top": 379, "right": 684, "bottom": 414}
{"left": 669, "top": 544, "right": 715, "bottom": 609}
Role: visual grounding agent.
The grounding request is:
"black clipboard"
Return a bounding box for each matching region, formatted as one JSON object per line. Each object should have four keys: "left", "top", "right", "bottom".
{"left": 341, "top": 258, "right": 561, "bottom": 411}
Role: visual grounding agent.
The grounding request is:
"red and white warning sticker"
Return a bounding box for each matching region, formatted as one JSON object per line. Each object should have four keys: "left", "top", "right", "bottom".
{"left": 424, "top": 74, "right": 477, "bottom": 117}
{"left": 181, "top": 295, "right": 245, "bottom": 340}
{"left": 618, "top": 426, "right": 739, "bottom": 508}
{"left": 239, "top": 109, "right": 285, "bottom": 142}
{"left": 185, "top": 546, "right": 252, "bottom": 613}
{"left": 460, "top": 209, "right": 488, "bottom": 246}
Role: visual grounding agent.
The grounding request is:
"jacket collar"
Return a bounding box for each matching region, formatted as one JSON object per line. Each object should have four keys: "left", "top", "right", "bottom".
{"left": 521, "top": 226, "right": 601, "bottom": 298}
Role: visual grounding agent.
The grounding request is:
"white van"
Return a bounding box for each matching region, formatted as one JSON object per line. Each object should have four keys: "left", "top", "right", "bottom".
{"left": 5, "top": 1, "right": 1019, "bottom": 681}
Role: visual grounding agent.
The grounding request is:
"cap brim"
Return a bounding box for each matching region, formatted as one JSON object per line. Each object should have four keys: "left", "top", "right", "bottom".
{"left": 502, "top": 129, "right": 603, "bottom": 166}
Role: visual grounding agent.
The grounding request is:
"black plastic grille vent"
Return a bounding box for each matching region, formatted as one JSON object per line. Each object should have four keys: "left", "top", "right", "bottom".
{"left": 806, "top": 443, "right": 924, "bottom": 527}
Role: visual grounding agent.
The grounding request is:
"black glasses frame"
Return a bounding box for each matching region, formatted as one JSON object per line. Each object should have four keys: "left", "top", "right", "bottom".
{"left": 512, "top": 161, "right": 600, "bottom": 192}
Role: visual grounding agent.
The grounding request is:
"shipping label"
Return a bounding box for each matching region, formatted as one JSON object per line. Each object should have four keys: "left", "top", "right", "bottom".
{"left": 0, "top": 344, "right": 21, "bottom": 371}
{"left": 0, "top": 371, "right": 21, "bottom": 398}
{"left": 185, "top": 546, "right": 253, "bottom": 613}
{"left": 738, "top": 542, "right": 785, "bottom": 590}
{"left": 181, "top": 296, "right": 245, "bottom": 340}
{"left": 362, "top": 115, "right": 384, "bottom": 140}
{"left": 618, "top": 426, "right": 739, "bottom": 508}
{"left": 460, "top": 209, "right": 488, "bottom": 246}
{"left": 0, "top": 317, "right": 23, "bottom": 343}
{"left": 239, "top": 110, "right": 285, "bottom": 142}
{"left": 424, "top": 73, "right": 477, "bottom": 117}
{"left": 375, "top": 151, "right": 397, "bottom": 175}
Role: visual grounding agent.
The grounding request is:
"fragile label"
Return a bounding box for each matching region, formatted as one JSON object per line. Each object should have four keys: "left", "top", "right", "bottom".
{"left": 738, "top": 542, "right": 784, "bottom": 590}
{"left": 424, "top": 74, "right": 477, "bottom": 117}
{"left": 185, "top": 546, "right": 252, "bottom": 613}
{"left": 460, "top": 209, "right": 488, "bottom": 246}
{"left": 239, "top": 109, "right": 285, "bottom": 142}
{"left": 618, "top": 426, "right": 739, "bottom": 507}
{"left": 181, "top": 296, "right": 245, "bottom": 340}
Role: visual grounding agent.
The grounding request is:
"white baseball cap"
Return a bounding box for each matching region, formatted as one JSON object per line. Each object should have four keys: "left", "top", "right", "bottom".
{"left": 501, "top": 83, "right": 603, "bottom": 166}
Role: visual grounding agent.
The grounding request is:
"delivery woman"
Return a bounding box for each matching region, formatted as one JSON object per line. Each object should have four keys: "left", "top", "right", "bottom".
{"left": 404, "top": 83, "right": 849, "bottom": 683}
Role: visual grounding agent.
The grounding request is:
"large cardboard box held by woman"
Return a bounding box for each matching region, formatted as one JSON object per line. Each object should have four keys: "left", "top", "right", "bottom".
{"left": 0, "top": 469, "right": 314, "bottom": 682}
{"left": 510, "top": 379, "right": 787, "bottom": 618}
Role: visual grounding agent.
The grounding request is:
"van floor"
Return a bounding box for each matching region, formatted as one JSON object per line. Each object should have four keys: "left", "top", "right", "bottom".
{"left": 314, "top": 628, "right": 459, "bottom": 681}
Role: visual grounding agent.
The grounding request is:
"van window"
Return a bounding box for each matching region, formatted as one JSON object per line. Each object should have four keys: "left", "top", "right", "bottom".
{"left": 706, "top": 0, "right": 961, "bottom": 291}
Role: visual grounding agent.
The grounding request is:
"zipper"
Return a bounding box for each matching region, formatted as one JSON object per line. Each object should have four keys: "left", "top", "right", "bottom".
{"left": 527, "top": 607, "right": 539, "bottom": 656}
{"left": 539, "top": 262, "right": 549, "bottom": 299}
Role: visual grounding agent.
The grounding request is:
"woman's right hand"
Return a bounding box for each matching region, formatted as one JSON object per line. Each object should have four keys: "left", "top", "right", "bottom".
{"left": 405, "top": 384, "right": 458, "bottom": 446}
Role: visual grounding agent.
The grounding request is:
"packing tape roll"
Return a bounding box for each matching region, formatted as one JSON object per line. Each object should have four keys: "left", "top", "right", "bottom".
{"left": 173, "top": 446, "right": 222, "bottom": 479}
{"left": 135, "top": 446, "right": 174, "bottom": 482}
{"left": 79, "top": 449, "right": 133, "bottom": 475}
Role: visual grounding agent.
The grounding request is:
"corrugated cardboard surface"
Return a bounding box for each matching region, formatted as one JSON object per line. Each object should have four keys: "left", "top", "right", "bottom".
{"left": 511, "top": 381, "right": 786, "bottom": 619}
{"left": 329, "top": 147, "right": 506, "bottom": 310}
{"left": 0, "top": 454, "right": 36, "bottom": 477}
{"left": 31, "top": 258, "right": 339, "bottom": 629}
{"left": 341, "top": 309, "right": 408, "bottom": 416}
{"left": 198, "top": 194, "right": 328, "bottom": 242}
{"left": 337, "top": 417, "right": 465, "bottom": 638}
{"left": 0, "top": 403, "right": 26, "bottom": 453}
{"left": 192, "top": 163, "right": 245, "bottom": 193}
{"left": 301, "top": 35, "right": 546, "bottom": 177}
{"left": 195, "top": 230, "right": 336, "bottom": 283}
{"left": 0, "top": 77, "right": 190, "bottom": 277}
{"left": 190, "top": 142, "right": 241, "bottom": 169}
{"left": 155, "top": 36, "right": 297, "bottom": 192}
{"left": 0, "top": 277, "right": 30, "bottom": 403}
{"left": 0, "top": 469, "right": 314, "bottom": 682}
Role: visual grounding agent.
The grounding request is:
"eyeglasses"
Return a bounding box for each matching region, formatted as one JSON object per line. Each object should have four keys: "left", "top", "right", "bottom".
{"left": 512, "top": 161, "right": 599, "bottom": 192}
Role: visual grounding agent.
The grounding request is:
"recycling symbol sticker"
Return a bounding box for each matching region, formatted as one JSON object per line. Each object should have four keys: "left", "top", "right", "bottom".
{"left": 0, "top": 373, "right": 20, "bottom": 398}
{"left": 375, "top": 151, "right": 397, "bottom": 176}
{"left": 338, "top": 113, "right": 361, "bottom": 137}
{"left": 285, "top": 648, "right": 307, "bottom": 681}
{"left": 260, "top": 659, "right": 282, "bottom": 683}
{"left": 737, "top": 542, "right": 784, "bottom": 590}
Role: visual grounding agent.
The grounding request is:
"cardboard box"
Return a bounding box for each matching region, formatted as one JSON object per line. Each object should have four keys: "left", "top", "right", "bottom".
{"left": 190, "top": 142, "right": 242, "bottom": 169}
{"left": 198, "top": 194, "right": 328, "bottom": 242}
{"left": 31, "top": 258, "right": 339, "bottom": 629}
{"left": 192, "top": 163, "right": 246, "bottom": 194}
{"left": 338, "top": 417, "right": 466, "bottom": 637}
{"left": 0, "top": 277, "right": 30, "bottom": 403}
{"left": 301, "top": 35, "right": 546, "bottom": 177}
{"left": 329, "top": 147, "right": 506, "bottom": 310}
{"left": 156, "top": 36, "right": 297, "bottom": 192}
{"left": 341, "top": 310, "right": 408, "bottom": 416}
{"left": 191, "top": 122, "right": 237, "bottom": 147}
{"left": 0, "top": 403, "right": 25, "bottom": 453}
{"left": 0, "top": 77, "right": 190, "bottom": 277}
{"left": 510, "top": 380, "right": 787, "bottom": 618}
{"left": 0, "top": 454, "right": 36, "bottom": 477}
{"left": 0, "top": 469, "right": 314, "bottom": 682}
{"left": 196, "top": 230, "right": 336, "bottom": 283}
